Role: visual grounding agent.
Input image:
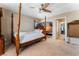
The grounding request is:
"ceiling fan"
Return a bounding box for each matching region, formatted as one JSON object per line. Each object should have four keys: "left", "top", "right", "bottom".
{"left": 30, "top": 3, "right": 52, "bottom": 13}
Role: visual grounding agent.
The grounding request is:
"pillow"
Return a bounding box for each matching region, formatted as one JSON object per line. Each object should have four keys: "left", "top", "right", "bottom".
{"left": 39, "top": 29, "right": 43, "bottom": 32}
{"left": 14, "top": 32, "right": 26, "bottom": 37}
{"left": 34, "top": 29, "right": 43, "bottom": 33}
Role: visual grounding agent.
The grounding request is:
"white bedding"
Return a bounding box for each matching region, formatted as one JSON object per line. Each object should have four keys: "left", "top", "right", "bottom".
{"left": 14, "top": 29, "right": 45, "bottom": 44}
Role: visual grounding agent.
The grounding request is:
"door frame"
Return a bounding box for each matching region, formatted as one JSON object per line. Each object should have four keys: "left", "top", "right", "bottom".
{"left": 53, "top": 16, "right": 68, "bottom": 41}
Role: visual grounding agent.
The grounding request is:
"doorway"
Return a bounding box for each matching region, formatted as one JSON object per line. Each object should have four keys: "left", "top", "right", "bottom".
{"left": 56, "top": 18, "right": 65, "bottom": 40}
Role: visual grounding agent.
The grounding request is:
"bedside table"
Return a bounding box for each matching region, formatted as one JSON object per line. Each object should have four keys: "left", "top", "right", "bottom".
{"left": 0, "top": 35, "right": 5, "bottom": 55}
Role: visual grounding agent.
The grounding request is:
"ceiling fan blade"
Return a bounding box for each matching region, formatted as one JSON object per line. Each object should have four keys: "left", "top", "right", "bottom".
{"left": 42, "top": 8, "right": 51, "bottom": 13}
{"left": 41, "top": 3, "right": 49, "bottom": 9}
{"left": 30, "top": 7, "right": 36, "bottom": 9}
{"left": 44, "top": 3, "right": 49, "bottom": 8}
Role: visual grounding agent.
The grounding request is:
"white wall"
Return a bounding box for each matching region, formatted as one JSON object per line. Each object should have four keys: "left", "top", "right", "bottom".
{"left": 13, "top": 13, "right": 34, "bottom": 32}
{"left": 1, "top": 8, "right": 12, "bottom": 48}
{"left": 1, "top": 8, "right": 12, "bottom": 41}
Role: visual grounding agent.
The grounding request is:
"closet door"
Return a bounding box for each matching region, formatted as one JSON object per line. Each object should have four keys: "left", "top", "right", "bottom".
{"left": 68, "top": 24, "right": 79, "bottom": 37}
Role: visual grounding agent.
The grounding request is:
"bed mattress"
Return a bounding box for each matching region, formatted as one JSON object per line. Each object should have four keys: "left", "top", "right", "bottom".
{"left": 14, "top": 30, "right": 45, "bottom": 44}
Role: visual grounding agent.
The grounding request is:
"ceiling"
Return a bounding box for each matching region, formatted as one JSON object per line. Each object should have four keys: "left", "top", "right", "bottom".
{"left": 0, "top": 3, "right": 79, "bottom": 19}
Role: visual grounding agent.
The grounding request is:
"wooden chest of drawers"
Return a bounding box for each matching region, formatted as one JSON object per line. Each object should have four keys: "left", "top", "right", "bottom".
{"left": 0, "top": 35, "right": 5, "bottom": 55}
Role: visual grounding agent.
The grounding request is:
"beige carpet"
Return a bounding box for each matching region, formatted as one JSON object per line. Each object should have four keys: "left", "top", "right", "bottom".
{"left": 3, "top": 36, "right": 79, "bottom": 56}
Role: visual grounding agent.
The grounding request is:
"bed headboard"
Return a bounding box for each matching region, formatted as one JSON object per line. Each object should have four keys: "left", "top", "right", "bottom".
{"left": 35, "top": 24, "right": 46, "bottom": 35}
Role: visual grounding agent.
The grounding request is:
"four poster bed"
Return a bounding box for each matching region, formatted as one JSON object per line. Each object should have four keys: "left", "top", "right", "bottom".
{"left": 12, "top": 3, "right": 47, "bottom": 56}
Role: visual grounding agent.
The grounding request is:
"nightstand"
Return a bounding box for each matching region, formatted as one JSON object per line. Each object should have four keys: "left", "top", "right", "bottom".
{"left": 0, "top": 35, "right": 5, "bottom": 55}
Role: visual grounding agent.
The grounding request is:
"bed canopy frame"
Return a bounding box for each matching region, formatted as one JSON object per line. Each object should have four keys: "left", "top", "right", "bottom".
{"left": 14, "top": 3, "right": 47, "bottom": 56}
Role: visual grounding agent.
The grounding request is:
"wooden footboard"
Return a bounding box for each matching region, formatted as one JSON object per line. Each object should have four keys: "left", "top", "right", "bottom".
{"left": 13, "top": 36, "right": 45, "bottom": 47}
{"left": 20, "top": 37, "right": 45, "bottom": 48}
{"left": 12, "top": 36, "right": 45, "bottom": 55}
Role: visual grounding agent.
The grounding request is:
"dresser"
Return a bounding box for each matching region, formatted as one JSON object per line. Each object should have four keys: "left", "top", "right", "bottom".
{"left": 0, "top": 35, "right": 5, "bottom": 55}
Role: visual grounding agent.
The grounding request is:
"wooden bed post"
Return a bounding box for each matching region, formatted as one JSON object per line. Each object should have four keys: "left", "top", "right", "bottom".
{"left": 34, "top": 20, "right": 36, "bottom": 29}
{"left": 11, "top": 13, "right": 13, "bottom": 43}
{"left": 15, "top": 3, "right": 22, "bottom": 56}
{"left": 0, "top": 16, "right": 1, "bottom": 36}
{"left": 0, "top": 8, "right": 3, "bottom": 36}
{"left": 45, "top": 16, "right": 47, "bottom": 40}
